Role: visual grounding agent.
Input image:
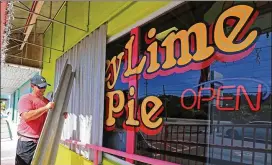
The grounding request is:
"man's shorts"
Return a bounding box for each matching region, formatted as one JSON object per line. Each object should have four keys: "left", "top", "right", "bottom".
{"left": 15, "top": 139, "right": 37, "bottom": 165}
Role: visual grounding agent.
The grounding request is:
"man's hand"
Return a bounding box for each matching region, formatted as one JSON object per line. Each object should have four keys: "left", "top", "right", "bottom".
{"left": 45, "top": 102, "right": 55, "bottom": 110}
{"left": 21, "top": 102, "right": 55, "bottom": 122}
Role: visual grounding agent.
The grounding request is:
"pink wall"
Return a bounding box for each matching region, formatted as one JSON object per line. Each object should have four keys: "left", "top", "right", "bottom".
{"left": 1, "top": 1, "right": 7, "bottom": 45}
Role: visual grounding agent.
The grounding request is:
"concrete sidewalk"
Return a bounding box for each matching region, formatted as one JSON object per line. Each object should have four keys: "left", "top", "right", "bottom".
{"left": 1, "top": 119, "right": 18, "bottom": 165}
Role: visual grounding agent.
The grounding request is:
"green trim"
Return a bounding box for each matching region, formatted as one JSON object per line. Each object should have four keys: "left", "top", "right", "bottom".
{"left": 12, "top": 93, "right": 16, "bottom": 121}
{"left": 16, "top": 90, "right": 20, "bottom": 123}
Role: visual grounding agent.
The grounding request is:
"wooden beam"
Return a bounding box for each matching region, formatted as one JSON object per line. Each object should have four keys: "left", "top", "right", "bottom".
{"left": 19, "top": 1, "right": 44, "bottom": 50}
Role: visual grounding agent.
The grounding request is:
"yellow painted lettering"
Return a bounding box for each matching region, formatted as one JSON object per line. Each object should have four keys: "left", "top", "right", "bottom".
{"left": 189, "top": 23, "right": 215, "bottom": 62}
{"left": 146, "top": 28, "right": 160, "bottom": 73}
{"left": 105, "top": 52, "right": 124, "bottom": 90}
{"left": 161, "top": 32, "right": 178, "bottom": 69}
{"left": 161, "top": 23, "right": 214, "bottom": 68}
{"left": 125, "top": 86, "right": 140, "bottom": 126}
{"left": 105, "top": 90, "right": 125, "bottom": 127}
{"left": 214, "top": 5, "right": 258, "bottom": 52}
{"left": 124, "top": 36, "right": 147, "bottom": 77}
{"left": 147, "top": 41, "right": 160, "bottom": 73}
{"left": 141, "top": 96, "right": 163, "bottom": 129}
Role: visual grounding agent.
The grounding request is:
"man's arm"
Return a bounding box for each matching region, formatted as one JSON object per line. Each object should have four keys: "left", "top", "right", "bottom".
{"left": 21, "top": 102, "right": 54, "bottom": 122}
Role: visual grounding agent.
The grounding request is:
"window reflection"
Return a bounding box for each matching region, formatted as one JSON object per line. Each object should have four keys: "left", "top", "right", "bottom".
{"left": 103, "top": 1, "right": 272, "bottom": 165}
{"left": 136, "top": 1, "right": 271, "bottom": 165}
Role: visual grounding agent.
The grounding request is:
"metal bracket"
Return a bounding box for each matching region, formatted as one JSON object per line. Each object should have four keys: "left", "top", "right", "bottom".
{"left": 14, "top": 4, "right": 88, "bottom": 32}
{"left": 8, "top": 37, "right": 64, "bottom": 52}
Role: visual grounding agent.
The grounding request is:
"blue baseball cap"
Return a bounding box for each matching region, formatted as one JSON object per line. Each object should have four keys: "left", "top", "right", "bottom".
{"left": 30, "top": 75, "right": 51, "bottom": 88}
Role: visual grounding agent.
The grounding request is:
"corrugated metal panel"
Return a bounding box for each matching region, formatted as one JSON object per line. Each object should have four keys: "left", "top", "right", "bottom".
{"left": 54, "top": 24, "right": 107, "bottom": 163}
{"left": 31, "top": 63, "right": 75, "bottom": 165}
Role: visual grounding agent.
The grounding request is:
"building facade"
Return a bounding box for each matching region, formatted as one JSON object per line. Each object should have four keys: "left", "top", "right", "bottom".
{"left": 5, "top": 1, "right": 271, "bottom": 165}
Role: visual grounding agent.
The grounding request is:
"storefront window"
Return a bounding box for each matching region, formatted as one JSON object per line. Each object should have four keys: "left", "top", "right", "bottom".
{"left": 207, "top": 31, "right": 271, "bottom": 165}
{"left": 135, "top": 1, "right": 272, "bottom": 165}
{"left": 104, "top": 1, "right": 271, "bottom": 165}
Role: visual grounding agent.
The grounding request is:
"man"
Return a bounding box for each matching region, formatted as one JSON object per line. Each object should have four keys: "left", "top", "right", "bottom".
{"left": 15, "top": 75, "right": 55, "bottom": 165}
